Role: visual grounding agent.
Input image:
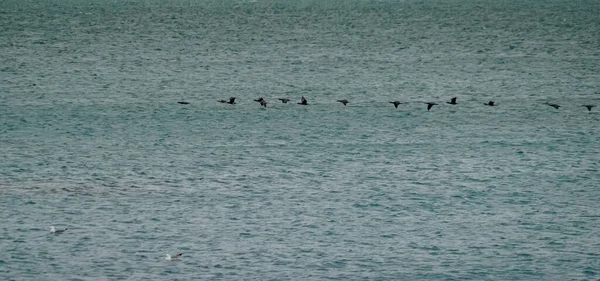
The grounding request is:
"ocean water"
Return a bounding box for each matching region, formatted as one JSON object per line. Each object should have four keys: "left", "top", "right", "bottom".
{"left": 1, "top": 0, "right": 599, "bottom": 279}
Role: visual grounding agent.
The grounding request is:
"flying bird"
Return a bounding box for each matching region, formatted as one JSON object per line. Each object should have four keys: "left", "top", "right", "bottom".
{"left": 217, "top": 97, "right": 236, "bottom": 104}
{"left": 447, "top": 97, "right": 458, "bottom": 105}
{"left": 546, "top": 102, "right": 560, "bottom": 109}
{"left": 583, "top": 105, "right": 596, "bottom": 111}
{"left": 254, "top": 97, "right": 267, "bottom": 107}
{"left": 298, "top": 96, "right": 308, "bottom": 105}
{"left": 389, "top": 101, "right": 403, "bottom": 108}
{"left": 424, "top": 102, "right": 437, "bottom": 111}
{"left": 484, "top": 101, "right": 496, "bottom": 106}
{"left": 177, "top": 101, "right": 190, "bottom": 105}
{"left": 278, "top": 98, "right": 290, "bottom": 103}
{"left": 337, "top": 99, "right": 349, "bottom": 106}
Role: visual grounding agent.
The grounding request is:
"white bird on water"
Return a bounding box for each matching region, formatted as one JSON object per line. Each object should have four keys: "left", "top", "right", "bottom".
{"left": 50, "top": 226, "right": 67, "bottom": 233}
{"left": 165, "top": 253, "right": 183, "bottom": 261}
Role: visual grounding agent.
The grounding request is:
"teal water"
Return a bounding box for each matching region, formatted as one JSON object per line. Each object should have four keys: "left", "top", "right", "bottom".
{"left": 1, "top": 0, "right": 599, "bottom": 279}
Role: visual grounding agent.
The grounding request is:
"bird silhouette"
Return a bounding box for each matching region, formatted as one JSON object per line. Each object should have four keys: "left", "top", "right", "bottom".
{"left": 337, "top": 99, "right": 349, "bottom": 106}
{"left": 252, "top": 97, "right": 268, "bottom": 107}
{"left": 390, "top": 101, "right": 403, "bottom": 108}
{"left": 424, "top": 102, "right": 437, "bottom": 111}
{"left": 298, "top": 96, "right": 308, "bottom": 105}
{"left": 217, "top": 97, "right": 236, "bottom": 104}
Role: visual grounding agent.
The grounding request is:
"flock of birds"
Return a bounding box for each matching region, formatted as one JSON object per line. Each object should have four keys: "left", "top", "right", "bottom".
{"left": 49, "top": 226, "right": 183, "bottom": 261}
{"left": 178, "top": 96, "right": 597, "bottom": 111}
{"left": 47, "top": 95, "right": 598, "bottom": 263}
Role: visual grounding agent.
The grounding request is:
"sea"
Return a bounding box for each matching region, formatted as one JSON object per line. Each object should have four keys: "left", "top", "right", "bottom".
{"left": 1, "top": 0, "right": 599, "bottom": 280}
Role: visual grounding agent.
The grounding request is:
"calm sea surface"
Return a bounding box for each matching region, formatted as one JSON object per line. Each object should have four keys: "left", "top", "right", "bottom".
{"left": 1, "top": 0, "right": 599, "bottom": 279}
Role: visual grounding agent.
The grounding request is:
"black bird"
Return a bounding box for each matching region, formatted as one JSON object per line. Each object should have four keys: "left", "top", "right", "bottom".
{"left": 278, "top": 98, "right": 290, "bottom": 103}
{"left": 390, "top": 101, "right": 403, "bottom": 108}
{"left": 254, "top": 97, "right": 267, "bottom": 107}
{"left": 298, "top": 96, "right": 308, "bottom": 105}
{"left": 447, "top": 97, "right": 458, "bottom": 105}
{"left": 424, "top": 102, "right": 437, "bottom": 111}
{"left": 484, "top": 101, "right": 495, "bottom": 106}
{"left": 546, "top": 102, "right": 560, "bottom": 109}
{"left": 177, "top": 101, "right": 190, "bottom": 105}
{"left": 337, "top": 99, "right": 349, "bottom": 106}
{"left": 217, "top": 97, "right": 236, "bottom": 104}
{"left": 583, "top": 105, "right": 596, "bottom": 111}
